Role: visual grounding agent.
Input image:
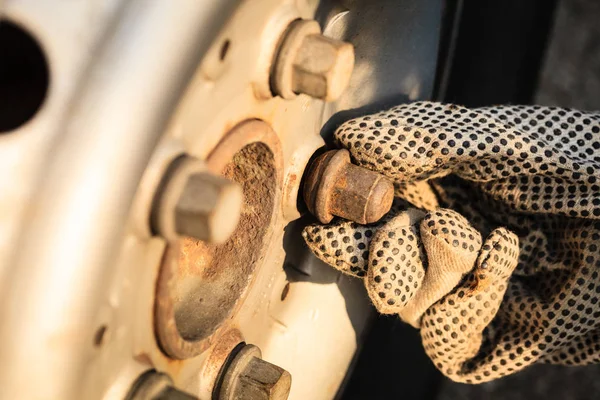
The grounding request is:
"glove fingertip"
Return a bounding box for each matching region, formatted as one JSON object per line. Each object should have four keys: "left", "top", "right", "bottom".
{"left": 365, "top": 209, "right": 427, "bottom": 314}
{"left": 302, "top": 222, "right": 373, "bottom": 277}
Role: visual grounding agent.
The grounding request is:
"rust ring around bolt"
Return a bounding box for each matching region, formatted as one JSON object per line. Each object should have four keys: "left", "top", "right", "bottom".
{"left": 154, "top": 120, "right": 282, "bottom": 360}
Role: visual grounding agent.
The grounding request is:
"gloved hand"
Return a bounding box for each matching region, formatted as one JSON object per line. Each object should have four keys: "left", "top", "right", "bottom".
{"left": 302, "top": 101, "right": 600, "bottom": 383}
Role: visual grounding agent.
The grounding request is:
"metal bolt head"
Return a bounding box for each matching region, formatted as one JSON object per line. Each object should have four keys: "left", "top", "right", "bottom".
{"left": 272, "top": 19, "right": 354, "bottom": 102}
{"left": 153, "top": 156, "right": 243, "bottom": 244}
{"left": 291, "top": 34, "right": 354, "bottom": 101}
{"left": 174, "top": 171, "right": 243, "bottom": 244}
{"left": 236, "top": 357, "right": 291, "bottom": 400}
{"left": 219, "top": 345, "right": 291, "bottom": 400}
{"left": 303, "top": 149, "right": 394, "bottom": 224}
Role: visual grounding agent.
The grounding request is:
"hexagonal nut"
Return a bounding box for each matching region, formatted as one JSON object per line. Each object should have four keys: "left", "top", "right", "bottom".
{"left": 272, "top": 19, "right": 354, "bottom": 102}
{"left": 302, "top": 149, "right": 394, "bottom": 224}
{"left": 174, "top": 171, "right": 243, "bottom": 244}
{"left": 219, "top": 345, "right": 291, "bottom": 400}
{"left": 235, "top": 357, "right": 292, "bottom": 400}
{"left": 153, "top": 156, "right": 243, "bottom": 244}
{"left": 291, "top": 34, "right": 354, "bottom": 101}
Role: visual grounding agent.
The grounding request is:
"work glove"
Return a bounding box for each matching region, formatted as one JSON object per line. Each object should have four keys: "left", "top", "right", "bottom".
{"left": 302, "top": 101, "right": 600, "bottom": 383}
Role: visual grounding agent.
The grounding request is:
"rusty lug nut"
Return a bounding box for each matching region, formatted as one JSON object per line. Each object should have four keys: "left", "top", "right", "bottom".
{"left": 152, "top": 155, "right": 243, "bottom": 244}
{"left": 127, "top": 371, "right": 198, "bottom": 400}
{"left": 303, "top": 149, "right": 394, "bottom": 225}
{"left": 218, "top": 344, "right": 291, "bottom": 400}
{"left": 272, "top": 19, "right": 354, "bottom": 102}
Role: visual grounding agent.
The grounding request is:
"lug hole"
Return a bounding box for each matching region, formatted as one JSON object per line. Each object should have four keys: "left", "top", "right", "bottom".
{"left": 219, "top": 39, "right": 231, "bottom": 61}
{"left": 93, "top": 325, "right": 108, "bottom": 347}
{"left": 281, "top": 282, "right": 290, "bottom": 301}
{"left": 0, "top": 19, "right": 49, "bottom": 133}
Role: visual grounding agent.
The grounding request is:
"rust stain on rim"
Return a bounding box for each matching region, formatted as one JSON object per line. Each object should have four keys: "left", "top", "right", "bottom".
{"left": 154, "top": 120, "right": 282, "bottom": 360}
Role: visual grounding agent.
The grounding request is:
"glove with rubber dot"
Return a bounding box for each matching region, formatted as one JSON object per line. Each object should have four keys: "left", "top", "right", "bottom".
{"left": 303, "top": 101, "right": 600, "bottom": 383}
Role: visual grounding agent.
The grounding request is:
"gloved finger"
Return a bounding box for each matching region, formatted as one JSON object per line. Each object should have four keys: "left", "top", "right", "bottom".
{"left": 420, "top": 227, "right": 519, "bottom": 383}
{"left": 364, "top": 208, "right": 427, "bottom": 314}
{"left": 302, "top": 218, "right": 376, "bottom": 278}
{"left": 396, "top": 209, "right": 483, "bottom": 327}
{"left": 464, "top": 227, "right": 520, "bottom": 294}
{"left": 364, "top": 208, "right": 483, "bottom": 320}
{"left": 301, "top": 200, "right": 410, "bottom": 277}
{"left": 334, "top": 101, "right": 600, "bottom": 219}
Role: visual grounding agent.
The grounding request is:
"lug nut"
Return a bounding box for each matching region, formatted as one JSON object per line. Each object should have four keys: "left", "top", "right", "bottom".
{"left": 152, "top": 155, "right": 243, "bottom": 244}
{"left": 218, "top": 344, "right": 291, "bottom": 400}
{"left": 303, "top": 149, "right": 394, "bottom": 224}
{"left": 272, "top": 19, "right": 354, "bottom": 102}
{"left": 127, "top": 371, "right": 198, "bottom": 400}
